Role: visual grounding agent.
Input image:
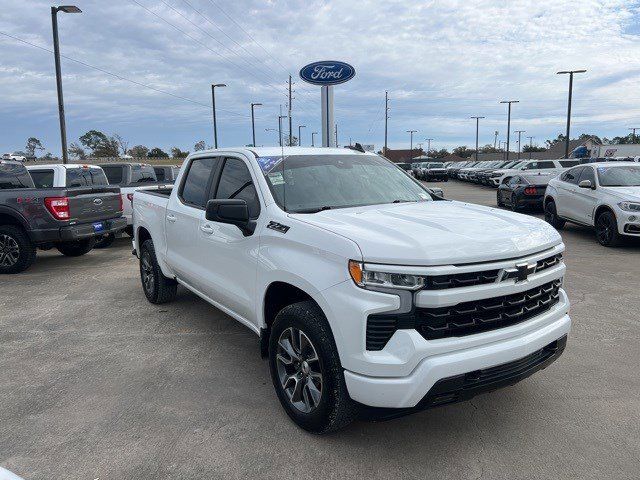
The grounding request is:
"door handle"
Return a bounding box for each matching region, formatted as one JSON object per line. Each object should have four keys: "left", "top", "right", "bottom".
{"left": 166, "top": 214, "right": 177, "bottom": 223}
{"left": 200, "top": 224, "right": 214, "bottom": 234}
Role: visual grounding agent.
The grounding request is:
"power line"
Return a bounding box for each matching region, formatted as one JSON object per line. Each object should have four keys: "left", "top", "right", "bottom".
{"left": 0, "top": 30, "right": 247, "bottom": 117}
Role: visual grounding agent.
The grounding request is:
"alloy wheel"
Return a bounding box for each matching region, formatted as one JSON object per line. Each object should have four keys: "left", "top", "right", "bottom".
{"left": 596, "top": 215, "right": 613, "bottom": 244}
{"left": 141, "top": 250, "right": 155, "bottom": 294}
{"left": 276, "top": 327, "right": 323, "bottom": 413}
{"left": 0, "top": 234, "right": 20, "bottom": 267}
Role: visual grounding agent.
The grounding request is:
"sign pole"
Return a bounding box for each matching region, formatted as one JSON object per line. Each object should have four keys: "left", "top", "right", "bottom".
{"left": 321, "top": 86, "right": 335, "bottom": 147}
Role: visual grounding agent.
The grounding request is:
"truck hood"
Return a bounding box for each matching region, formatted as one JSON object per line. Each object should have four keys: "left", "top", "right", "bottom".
{"left": 293, "top": 201, "right": 561, "bottom": 265}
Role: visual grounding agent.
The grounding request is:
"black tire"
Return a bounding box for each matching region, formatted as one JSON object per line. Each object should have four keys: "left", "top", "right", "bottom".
{"left": 496, "top": 191, "right": 504, "bottom": 207}
{"left": 140, "top": 239, "right": 177, "bottom": 304}
{"left": 269, "top": 300, "right": 358, "bottom": 434}
{"left": 55, "top": 237, "right": 95, "bottom": 257}
{"left": 595, "top": 210, "right": 622, "bottom": 247}
{"left": 510, "top": 193, "right": 519, "bottom": 212}
{"left": 0, "top": 225, "right": 37, "bottom": 274}
{"left": 124, "top": 226, "right": 134, "bottom": 238}
{"left": 544, "top": 200, "right": 565, "bottom": 230}
{"left": 94, "top": 233, "right": 115, "bottom": 249}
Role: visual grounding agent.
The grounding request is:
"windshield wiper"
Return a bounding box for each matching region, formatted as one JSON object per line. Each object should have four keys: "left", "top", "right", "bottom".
{"left": 293, "top": 206, "right": 334, "bottom": 214}
{"left": 392, "top": 199, "right": 418, "bottom": 203}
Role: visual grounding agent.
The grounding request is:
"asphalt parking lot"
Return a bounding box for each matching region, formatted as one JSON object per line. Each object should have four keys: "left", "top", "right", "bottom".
{"left": 1, "top": 180, "right": 639, "bottom": 479}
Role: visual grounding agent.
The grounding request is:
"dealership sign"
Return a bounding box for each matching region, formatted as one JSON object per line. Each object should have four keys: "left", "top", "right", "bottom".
{"left": 299, "top": 61, "right": 356, "bottom": 86}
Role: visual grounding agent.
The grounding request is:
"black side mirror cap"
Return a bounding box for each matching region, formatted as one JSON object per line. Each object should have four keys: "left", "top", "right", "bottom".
{"left": 205, "top": 199, "right": 256, "bottom": 236}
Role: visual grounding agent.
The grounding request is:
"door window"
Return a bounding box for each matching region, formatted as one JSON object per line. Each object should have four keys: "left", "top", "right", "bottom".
{"left": 560, "top": 167, "right": 583, "bottom": 184}
{"left": 180, "top": 158, "right": 217, "bottom": 208}
{"left": 214, "top": 158, "right": 260, "bottom": 218}
{"left": 154, "top": 167, "right": 166, "bottom": 182}
{"left": 537, "top": 161, "right": 555, "bottom": 169}
{"left": 577, "top": 166, "right": 596, "bottom": 185}
{"left": 101, "top": 166, "right": 124, "bottom": 185}
{"left": 30, "top": 169, "right": 55, "bottom": 188}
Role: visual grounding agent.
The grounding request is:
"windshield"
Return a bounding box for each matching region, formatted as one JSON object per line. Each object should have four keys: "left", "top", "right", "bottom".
{"left": 258, "top": 154, "right": 433, "bottom": 213}
{"left": 597, "top": 165, "right": 640, "bottom": 186}
{"left": 66, "top": 168, "right": 108, "bottom": 187}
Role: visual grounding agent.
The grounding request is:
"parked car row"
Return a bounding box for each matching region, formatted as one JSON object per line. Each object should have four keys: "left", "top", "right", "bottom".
{"left": 0, "top": 160, "right": 180, "bottom": 273}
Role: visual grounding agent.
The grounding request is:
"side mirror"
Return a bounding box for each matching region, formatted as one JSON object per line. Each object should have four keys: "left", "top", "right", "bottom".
{"left": 578, "top": 179, "right": 594, "bottom": 189}
{"left": 205, "top": 199, "right": 256, "bottom": 236}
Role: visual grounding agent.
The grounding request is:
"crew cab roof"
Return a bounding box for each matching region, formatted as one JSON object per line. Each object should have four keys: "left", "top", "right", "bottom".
{"left": 193, "top": 146, "right": 377, "bottom": 158}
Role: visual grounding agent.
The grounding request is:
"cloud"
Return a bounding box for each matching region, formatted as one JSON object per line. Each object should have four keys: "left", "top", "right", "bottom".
{"left": 1, "top": 0, "right": 640, "bottom": 154}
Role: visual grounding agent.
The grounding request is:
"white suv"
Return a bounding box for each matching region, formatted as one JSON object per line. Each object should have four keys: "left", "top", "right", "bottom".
{"left": 133, "top": 147, "right": 571, "bottom": 433}
{"left": 490, "top": 159, "right": 580, "bottom": 187}
{"left": 544, "top": 162, "right": 640, "bottom": 246}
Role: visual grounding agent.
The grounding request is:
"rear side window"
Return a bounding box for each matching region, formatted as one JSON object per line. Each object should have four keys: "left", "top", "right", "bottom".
{"left": 214, "top": 158, "right": 260, "bottom": 218}
{"left": 30, "top": 169, "right": 55, "bottom": 188}
{"left": 180, "top": 158, "right": 216, "bottom": 208}
{"left": 0, "top": 162, "right": 35, "bottom": 189}
{"left": 154, "top": 167, "right": 166, "bottom": 182}
{"left": 66, "top": 168, "right": 108, "bottom": 187}
{"left": 102, "top": 166, "right": 124, "bottom": 185}
{"left": 561, "top": 167, "right": 583, "bottom": 184}
{"left": 560, "top": 160, "right": 579, "bottom": 167}
{"left": 131, "top": 165, "right": 157, "bottom": 184}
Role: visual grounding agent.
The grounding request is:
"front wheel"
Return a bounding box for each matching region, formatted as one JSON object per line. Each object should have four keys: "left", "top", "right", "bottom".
{"left": 595, "top": 211, "right": 622, "bottom": 247}
{"left": 544, "top": 200, "right": 565, "bottom": 230}
{"left": 269, "top": 300, "right": 358, "bottom": 434}
{"left": 56, "top": 237, "right": 95, "bottom": 257}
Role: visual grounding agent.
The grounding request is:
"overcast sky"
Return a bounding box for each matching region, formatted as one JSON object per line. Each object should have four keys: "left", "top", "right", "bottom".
{"left": 2, "top": 0, "right": 640, "bottom": 156}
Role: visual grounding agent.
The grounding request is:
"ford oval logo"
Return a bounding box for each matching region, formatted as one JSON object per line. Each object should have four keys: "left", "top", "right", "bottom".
{"left": 93, "top": 198, "right": 103, "bottom": 206}
{"left": 299, "top": 61, "right": 356, "bottom": 86}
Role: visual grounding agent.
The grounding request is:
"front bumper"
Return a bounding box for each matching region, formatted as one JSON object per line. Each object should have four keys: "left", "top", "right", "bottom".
{"left": 30, "top": 217, "right": 127, "bottom": 244}
{"left": 344, "top": 309, "right": 570, "bottom": 408}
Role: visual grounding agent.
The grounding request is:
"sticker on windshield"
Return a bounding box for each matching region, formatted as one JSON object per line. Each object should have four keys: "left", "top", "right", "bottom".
{"left": 418, "top": 192, "right": 430, "bottom": 199}
{"left": 268, "top": 171, "right": 284, "bottom": 185}
{"left": 256, "top": 156, "right": 282, "bottom": 174}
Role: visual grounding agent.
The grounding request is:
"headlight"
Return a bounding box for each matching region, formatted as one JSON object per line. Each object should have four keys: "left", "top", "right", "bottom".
{"left": 348, "top": 260, "right": 424, "bottom": 290}
{"left": 618, "top": 201, "right": 640, "bottom": 212}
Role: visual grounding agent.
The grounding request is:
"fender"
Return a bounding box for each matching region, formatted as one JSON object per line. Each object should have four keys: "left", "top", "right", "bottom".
{"left": 0, "top": 205, "right": 31, "bottom": 234}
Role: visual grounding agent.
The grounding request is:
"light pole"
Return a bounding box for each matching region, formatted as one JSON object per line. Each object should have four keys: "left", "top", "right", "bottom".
{"left": 557, "top": 70, "right": 586, "bottom": 158}
{"left": 51, "top": 5, "right": 81, "bottom": 164}
{"left": 527, "top": 136, "right": 534, "bottom": 159}
{"left": 211, "top": 83, "right": 226, "bottom": 148}
{"left": 298, "top": 125, "right": 306, "bottom": 146}
{"left": 500, "top": 100, "right": 519, "bottom": 161}
{"left": 311, "top": 132, "right": 318, "bottom": 147}
{"left": 384, "top": 91, "right": 389, "bottom": 155}
{"left": 278, "top": 115, "right": 288, "bottom": 147}
{"left": 425, "top": 138, "right": 433, "bottom": 157}
{"left": 629, "top": 127, "right": 639, "bottom": 143}
{"left": 470, "top": 116, "right": 485, "bottom": 162}
{"left": 407, "top": 130, "right": 417, "bottom": 160}
{"left": 515, "top": 130, "right": 526, "bottom": 160}
{"left": 250, "top": 102, "right": 262, "bottom": 147}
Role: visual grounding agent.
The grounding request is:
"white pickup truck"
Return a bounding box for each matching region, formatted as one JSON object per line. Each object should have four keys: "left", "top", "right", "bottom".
{"left": 133, "top": 147, "right": 571, "bottom": 433}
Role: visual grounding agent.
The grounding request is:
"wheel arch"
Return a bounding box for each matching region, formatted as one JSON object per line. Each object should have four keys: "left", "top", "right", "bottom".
{"left": 594, "top": 204, "right": 616, "bottom": 224}
{"left": 0, "top": 207, "right": 30, "bottom": 233}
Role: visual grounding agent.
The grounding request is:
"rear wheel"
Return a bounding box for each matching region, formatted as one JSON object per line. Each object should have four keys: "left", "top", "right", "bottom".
{"left": 269, "top": 300, "right": 358, "bottom": 434}
{"left": 94, "top": 233, "right": 116, "bottom": 249}
{"left": 55, "top": 237, "right": 95, "bottom": 257}
{"left": 496, "top": 191, "right": 504, "bottom": 207}
{"left": 0, "top": 225, "right": 37, "bottom": 274}
{"left": 544, "top": 200, "right": 565, "bottom": 230}
{"left": 595, "top": 211, "right": 622, "bottom": 247}
{"left": 140, "top": 239, "right": 177, "bottom": 304}
{"left": 510, "top": 193, "right": 519, "bottom": 211}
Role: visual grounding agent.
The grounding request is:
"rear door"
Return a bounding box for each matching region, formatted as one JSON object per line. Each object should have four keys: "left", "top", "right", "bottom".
{"left": 570, "top": 166, "right": 598, "bottom": 224}
{"left": 164, "top": 157, "right": 220, "bottom": 290}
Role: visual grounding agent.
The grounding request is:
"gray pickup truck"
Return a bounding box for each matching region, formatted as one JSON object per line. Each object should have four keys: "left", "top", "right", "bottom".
{"left": 0, "top": 160, "right": 126, "bottom": 273}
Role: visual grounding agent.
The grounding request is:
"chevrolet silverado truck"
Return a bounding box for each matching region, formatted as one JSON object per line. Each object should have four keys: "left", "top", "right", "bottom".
{"left": 133, "top": 147, "right": 571, "bottom": 433}
{"left": 0, "top": 160, "right": 126, "bottom": 273}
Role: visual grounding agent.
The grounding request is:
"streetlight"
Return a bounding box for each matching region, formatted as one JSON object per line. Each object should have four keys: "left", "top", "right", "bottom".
{"left": 211, "top": 83, "right": 226, "bottom": 149}
{"left": 311, "top": 132, "right": 318, "bottom": 147}
{"left": 51, "top": 5, "right": 82, "bottom": 164}
{"left": 515, "top": 130, "right": 526, "bottom": 160}
{"left": 298, "top": 125, "right": 306, "bottom": 146}
{"left": 406, "top": 130, "right": 417, "bottom": 160}
{"left": 629, "top": 127, "right": 639, "bottom": 143}
{"left": 470, "top": 117, "right": 485, "bottom": 162}
{"left": 500, "top": 100, "right": 519, "bottom": 161}
{"left": 250, "top": 102, "right": 262, "bottom": 147}
{"left": 557, "top": 70, "right": 586, "bottom": 158}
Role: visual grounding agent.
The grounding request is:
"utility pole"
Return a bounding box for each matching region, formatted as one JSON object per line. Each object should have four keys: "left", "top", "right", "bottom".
{"left": 557, "top": 69, "right": 586, "bottom": 158}
{"left": 470, "top": 116, "right": 485, "bottom": 162}
{"left": 515, "top": 130, "right": 526, "bottom": 160}
{"left": 500, "top": 100, "right": 519, "bottom": 160}
{"left": 277, "top": 105, "right": 287, "bottom": 147}
{"left": 311, "top": 132, "right": 317, "bottom": 147}
{"left": 335, "top": 123, "right": 338, "bottom": 147}
{"left": 527, "top": 136, "right": 534, "bottom": 159}
{"left": 425, "top": 138, "right": 433, "bottom": 157}
{"left": 407, "top": 130, "right": 417, "bottom": 159}
{"left": 494, "top": 130, "right": 499, "bottom": 149}
{"left": 298, "top": 125, "right": 306, "bottom": 146}
{"left": 211, "top": 83, "right": 226, "bottom": 149}
{"left": 288, "top": 75, "right": 293, "bottom": 147}
{"left": 384, "top": 91, "right": 389, "bottom": 155}
{"left": 51, "top": 5, "right": 82, "bottom": 164}
{"left": 629, "top": 127, "right": 639, "bottom": 143}
{"left": 250, "top": 102, "right": 262, "bottom": 147}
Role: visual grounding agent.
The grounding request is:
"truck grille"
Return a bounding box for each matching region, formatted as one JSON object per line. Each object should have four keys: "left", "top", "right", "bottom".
{"left": 366, "top": 279, "right": 562, "bottom": 350}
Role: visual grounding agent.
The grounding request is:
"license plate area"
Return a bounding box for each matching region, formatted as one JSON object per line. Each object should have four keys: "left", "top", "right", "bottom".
{"left": 93, "top": 222, "right": 104, "bottom": 232}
